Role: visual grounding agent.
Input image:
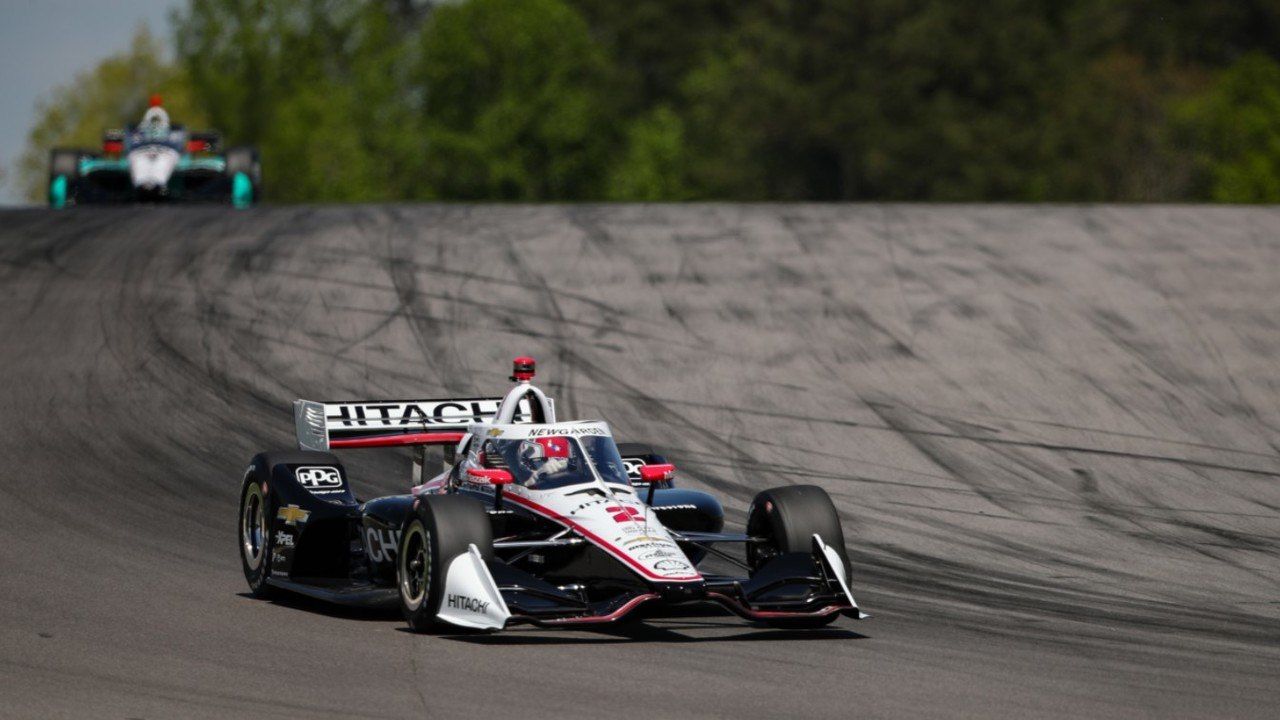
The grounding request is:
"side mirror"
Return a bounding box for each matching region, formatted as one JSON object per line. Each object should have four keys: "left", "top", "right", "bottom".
{"left": 467, "top": 467, "right": 513, "bottom": 485}
{"left": 639, "top": 464, "right": 675, "bottom": 483}
{"left": 638, "top": 463, "right": 674, "bottom": 504}
{"left": 469, "top": 467, "right": 513, "bottom": 510}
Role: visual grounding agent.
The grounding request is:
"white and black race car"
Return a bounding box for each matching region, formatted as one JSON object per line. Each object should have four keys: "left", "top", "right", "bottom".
{"left": 238, "top": 357, "right": 866, "bottom": 631}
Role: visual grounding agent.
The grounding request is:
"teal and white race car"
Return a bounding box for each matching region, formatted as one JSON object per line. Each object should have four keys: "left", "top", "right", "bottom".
{"left": 48, "top": 95, "right": 260, "bottom": 209}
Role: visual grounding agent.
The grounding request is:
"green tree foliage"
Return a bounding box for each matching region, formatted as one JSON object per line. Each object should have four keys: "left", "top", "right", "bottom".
{"left": 172, "top": 0, "right": 408, "bottom": 201}
{"left": 18, "top": 0, "right": 1280, "bottom": 202}
{"left": 18, "top": 26, "right": 205, "bottom": 202}
{"left": 570, "top": 0, "right": 739, "bottom": 111}
{"left": 1178, "top": 53, "right": 1280, "bottom": 202}
{"left": 412, "top": 0, "right": 618, "bottom": 199}
{"left": 606, "top": 106, "right": 691, "bottom": 200}
{"left": 1033, "top": 51, "right": 1199, "bottom": 201}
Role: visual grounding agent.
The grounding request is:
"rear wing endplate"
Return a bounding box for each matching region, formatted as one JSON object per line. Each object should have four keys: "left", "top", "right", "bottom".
{"left": 294, "top": 396, "right": 546, "bottom": 452}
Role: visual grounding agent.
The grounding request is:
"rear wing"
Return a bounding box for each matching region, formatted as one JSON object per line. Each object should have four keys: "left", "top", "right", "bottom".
{"left": 294, "top": 396, "right": 547, "bottom": 452}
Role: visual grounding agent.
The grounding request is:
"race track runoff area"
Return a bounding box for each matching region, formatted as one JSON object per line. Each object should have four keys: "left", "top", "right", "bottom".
{"left": 0, "top": 204, "right": 1277, "bottom": 718}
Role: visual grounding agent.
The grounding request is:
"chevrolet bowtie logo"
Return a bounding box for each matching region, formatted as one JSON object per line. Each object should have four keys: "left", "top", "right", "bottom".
{"left": 277, "top": 505, "right": 310, "bottom": 526}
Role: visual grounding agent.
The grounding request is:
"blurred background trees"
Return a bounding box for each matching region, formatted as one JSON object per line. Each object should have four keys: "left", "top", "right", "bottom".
{"left": 19, "top": 0, "right": 1280, "bottom": 202}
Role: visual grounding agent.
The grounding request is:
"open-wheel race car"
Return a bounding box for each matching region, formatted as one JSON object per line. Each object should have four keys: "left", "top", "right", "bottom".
{"left": 238, "top": 357, "right": 866, "bottom": 631}
{"left": 48, "top": 95, "right": 259, "bottom": 208}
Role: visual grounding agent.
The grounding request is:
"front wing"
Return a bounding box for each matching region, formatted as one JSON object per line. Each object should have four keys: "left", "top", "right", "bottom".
{"left": 437, "top": 534, "right": 865, "bottom": 630}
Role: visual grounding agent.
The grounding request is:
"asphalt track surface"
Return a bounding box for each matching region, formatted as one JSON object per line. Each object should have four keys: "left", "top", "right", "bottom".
{"left": 0, "top": 204, "right": 1277, "bottom": 719}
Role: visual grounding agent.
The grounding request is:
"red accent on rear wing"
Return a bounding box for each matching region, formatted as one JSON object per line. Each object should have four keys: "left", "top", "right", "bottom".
{"left": 328, "top": 431, "right": 464, "bottom": 449}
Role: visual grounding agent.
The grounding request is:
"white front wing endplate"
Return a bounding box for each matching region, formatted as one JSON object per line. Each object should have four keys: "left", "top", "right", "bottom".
{"left": 435, "top": 544, "right": 512, "bottom": 630}
{"left": 813, "top": 534, "right": 870, "bottom": 619}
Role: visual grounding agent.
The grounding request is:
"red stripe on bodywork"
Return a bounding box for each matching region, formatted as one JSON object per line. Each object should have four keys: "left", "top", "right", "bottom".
{"left": 706, "top": 591, "right": 848, "bottom": 620}
{"left": 503, "top": 492, "right": 703, "bottom": 583}
{"left": 329, "top": 431, "right": 464, "bottom": 449}
{"left": 535, "top": 593, "right": 661, "bottom": 625}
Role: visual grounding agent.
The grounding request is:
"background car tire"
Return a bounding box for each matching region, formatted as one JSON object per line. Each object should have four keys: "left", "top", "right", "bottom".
{"left": 397, "top": 495, "right": 493, "bottom": 633}
{"left": 616, "top": 442, "right": 672, "bottom": 488}
{"left": 746, "top": 485, "right": 850, "bottom": 628}
{"left": 238, "top": 474, "right": 278, "bottom": 598}
{"left": 615, "top": 442, "right": 662, "bottom": 460}
{"left": 48, "top": 150, "right": 80, "bottom": 208}
{"left": 225, "top": 147, "right": 261, "bottom": 207}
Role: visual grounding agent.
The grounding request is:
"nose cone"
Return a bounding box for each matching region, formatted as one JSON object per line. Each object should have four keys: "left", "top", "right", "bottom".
{"left": 653, "top": 580, "right": 707, "bottom": 603}
{"left": 129, "top": 147, "right": 178, "bottom": 191}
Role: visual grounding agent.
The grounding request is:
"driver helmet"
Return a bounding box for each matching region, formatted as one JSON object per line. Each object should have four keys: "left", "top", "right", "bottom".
{"left": 519, "top": 436, "right": 571, "bottom": 485}
{"left": 140, "top": 106, "right": 170, "bottom": 139}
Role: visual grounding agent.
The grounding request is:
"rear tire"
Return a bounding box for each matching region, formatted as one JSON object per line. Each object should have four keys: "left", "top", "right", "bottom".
{"left": 239, "top": 474, "right": 278, "bottom": 598}
{"left": 397, "top": 495, "right": 493, "bottom": 633}
{"left": 746, "top": 485, "right": 850, "bottom": 628}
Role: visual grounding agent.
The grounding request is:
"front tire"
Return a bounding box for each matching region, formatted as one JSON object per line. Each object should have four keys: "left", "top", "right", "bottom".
{"left": 746, "top": 485, "right": 851, "bottom": 628}
{"left": 48, "top": 150, "right": 80, "bottom": 208}
{"left": 225, "top": 147, "right": 260, "bottom": 208}
{"left": 397, "top": 495, "right": 493, "bottom": 633}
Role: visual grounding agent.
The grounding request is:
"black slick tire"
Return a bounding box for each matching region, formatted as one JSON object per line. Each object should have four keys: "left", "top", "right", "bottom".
{"left": 238, "top": 473, "right": 278, "bottom": 598}
{"left": 746, "top": 484, "right": 851, "bottom": 628}
{"left": 397, "top": 495, "right": 493, "bottom": 633}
